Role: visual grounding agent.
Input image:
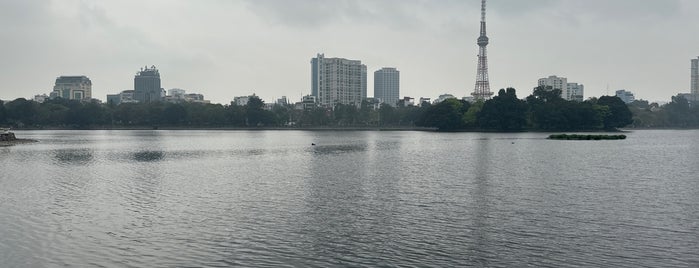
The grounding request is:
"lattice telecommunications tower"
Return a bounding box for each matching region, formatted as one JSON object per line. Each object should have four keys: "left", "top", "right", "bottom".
{"left": 472, "top": 0, "right": 493, "bottom": 100}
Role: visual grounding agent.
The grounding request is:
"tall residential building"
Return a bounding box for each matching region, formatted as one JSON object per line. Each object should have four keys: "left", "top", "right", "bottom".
{"left": 616, "top": 90, "right": 635, "bottom": 104}
{"left": 134, "top": 65, "right": 164, "bottom": 103}
{"left": 52, "top": 76, "right": 92, "bottom": 100}
{"left": 692, "top": 57, "right": 698, "bottom": 96}
{"left": 538, "top": 75, "right": 584, "bottom": 101}
{"left": 566, "top": 83, "right": 584, "bottom": 102}
{"left": 374, "top": 67, "right": 400, "bottom": 106}
{"left": 538, "top": 75, "right": 568, "bottom": 95}
{"left": 310, "top": 53, "right": 367, "bottom": 107}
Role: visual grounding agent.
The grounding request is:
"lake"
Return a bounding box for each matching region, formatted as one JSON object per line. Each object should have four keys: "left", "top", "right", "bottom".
{"left": 1, "top": 130, "right": 698, "bottom": 267}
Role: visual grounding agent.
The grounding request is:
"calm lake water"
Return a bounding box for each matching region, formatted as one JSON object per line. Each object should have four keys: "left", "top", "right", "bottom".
{"left": 1, "top": 130, "right": 698, "bottom": 267}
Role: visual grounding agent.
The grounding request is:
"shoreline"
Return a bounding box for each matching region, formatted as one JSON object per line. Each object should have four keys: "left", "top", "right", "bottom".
{"left": 6, "top": 126, "right": 696, "bottom": 132}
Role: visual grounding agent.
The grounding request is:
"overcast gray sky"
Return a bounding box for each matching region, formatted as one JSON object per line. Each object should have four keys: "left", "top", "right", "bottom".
{"left": 1, "top": 0, "right": 697, "bottom": 104}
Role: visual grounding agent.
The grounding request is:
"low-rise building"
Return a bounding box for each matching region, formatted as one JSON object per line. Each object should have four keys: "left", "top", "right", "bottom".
{"left": 434, "top": 94, "right": 457, "bottom": 104}
{"left": 107, "top": 90, "right": 137, "bottom": 105}
{"left": 33, "top": 94, "right": 49, "bottom": 103}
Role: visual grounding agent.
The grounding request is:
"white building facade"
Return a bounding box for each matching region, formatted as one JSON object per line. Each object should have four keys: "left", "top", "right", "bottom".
{"left": 538, "top": 75, "right": 584, "bottom": 101}
{"left": 374, "top": 67, "right": 400, "bottom": 107}
{"left": 566, "top": 83, "right": 584, "bottom": 102}
{"left": 311, "top": 53, "right": 367, "bottom": 107}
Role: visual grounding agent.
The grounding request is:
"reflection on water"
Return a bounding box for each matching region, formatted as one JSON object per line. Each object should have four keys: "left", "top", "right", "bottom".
{"left": 310, "top": 144, "right": 367, "bottom": 155}
{"left": 53, "top": 149, "right": 94, "bottom": 165}
{"left": 133, "top": 151, "right": 165, "bottom": 162}
{"left": 1, "top": 130, "right": 699, "bottom": 267}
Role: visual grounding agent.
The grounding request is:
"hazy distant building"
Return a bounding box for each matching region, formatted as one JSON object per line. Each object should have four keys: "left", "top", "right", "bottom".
{"left": 616, "top": 90, "right": 635, "bottom": 104}
{"left": 163, "top": 88, "right": 209, "bottom": 103}
{"left": 374, "top": 68, "right": 400, "bottom": 107}
{"left": 311, "top": 53, "right": 367, "bottom": 107}
{"left": 301, "top": 95, "right": 317, "bottom": 110}
{"left": 52, "top": 76, "right": 92, "bottom": 100}
{"left": 434, "top": 94, "right": 457, "bottom": 104}
{"left": 107, "top": 90, "right": 137, "bottom": 105}
{"left": 419, "top": 97, "right": 431, "bottom": 107}
{"left": 397, "top": 96, "right": 415, "bottom": 107}
{"left": 233, "top": 94, "right": 258, "bottom": 106}
{"left": 566, "top": 83, "right": 584, "bottom": 102}
{"left": 134, "top": 65, "right": 164, "bottom": 103}
{"left": 692, "top": 56, "right": 698, "bottom": 96}
{"left": 168, "top": 88, "right": 186, "bottom": 99}
{"left": 276, "top": 96, "right": 289, "bottom": 106}
{"left": 33, "top": 94, "right": 49, "bottom": 103}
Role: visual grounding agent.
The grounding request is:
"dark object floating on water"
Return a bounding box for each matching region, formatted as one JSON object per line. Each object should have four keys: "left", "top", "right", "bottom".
{"left": 311, "top": 143, "right": 316, "bottom": 146}
{"left": 548, "top": 134, "right": 626, "bottom": 140}
{"left": 1, "top": 128, "right": 38, "bottom": 146}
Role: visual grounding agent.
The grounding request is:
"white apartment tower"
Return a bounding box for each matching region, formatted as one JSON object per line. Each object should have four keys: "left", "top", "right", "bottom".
{"left": 538, "top": 75, "right": 584, "bottom": 101}
{"left": 311, "top": 53, "right": 367, "bottom": 107}
{"left": 566, "top": 83, "right": 584, "bottom": 102}
{"left": 374, "top": 68, "right": 400, "bottom": 107}
{"left": 692, "top": 57, "right": 698, "bottom": 96}
{"left": 538, "top": 75, "right": 567, "bottom": 96}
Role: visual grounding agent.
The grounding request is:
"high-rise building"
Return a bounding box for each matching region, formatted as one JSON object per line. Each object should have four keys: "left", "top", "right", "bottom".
{"left": 566, "top": 83, "right": 584, "bottom": 102}
{"left": 52, "top": 76, "right": 92, "bottom": 100}
{"left": 374, "top": 67, "right": 400, "bottom": 107}
{"left": 691, "top": 57, "right": 698, "bottom": 96}
{"left": 537, "top": 75, "right": 584, "bottom": 101}
{"left": 134, "top": 65, "right": 164, "bottom": 103}
{"left": 538, "top": 75, "right": 568, "bottom": 95}
{"left": 616, "top": 90, "right": 635, "bottom": 104}
{"left": 311, "top": 53, "right": 367, "bottom": 107}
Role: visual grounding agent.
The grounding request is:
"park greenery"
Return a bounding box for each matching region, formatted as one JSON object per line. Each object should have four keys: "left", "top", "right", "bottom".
{"left": 1, "top": 86, "right": 698, "bottom": 131}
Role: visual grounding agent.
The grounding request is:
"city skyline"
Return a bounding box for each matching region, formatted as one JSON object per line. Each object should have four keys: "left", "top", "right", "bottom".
{"left": 1, "top": 0, "right": 698, "bottom": 105}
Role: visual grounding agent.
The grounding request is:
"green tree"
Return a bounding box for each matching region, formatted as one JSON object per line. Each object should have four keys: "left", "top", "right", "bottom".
{"left": 378, "top": 104, "right": 397, "bottom": 126}
{"left": 478, "top": 88, "right": 527, "bottom": 131}
{"left": 226, "top": 104, "right": 246, "bottom": 126}
{"left": 417, "top": 98, "right": 464, "bottom": 131}
{"left": 246, "top": 96, "right": 274, "bottom": 126}
{"left": 596, "top": 96, "right": 633, "bottom": 129}
{"left": 162, "top": 103, "right": 187, "bottom": 125}
{"left": 0, "top": 100, "right": 7, "bottom": 125}
{"left": 4, "top": 98, "right": 39, "bottom": 127}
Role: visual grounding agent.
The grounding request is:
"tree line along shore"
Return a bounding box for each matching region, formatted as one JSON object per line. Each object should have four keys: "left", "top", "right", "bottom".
{"left": 1, "top": 87, "right": 698, "bottom": 132}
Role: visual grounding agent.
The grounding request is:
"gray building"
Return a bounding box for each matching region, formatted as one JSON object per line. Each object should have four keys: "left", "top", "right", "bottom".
{"left": 311, "top": 53, "right": 367, "bottom": 107}
{"left": 374, "top": 67, "right": 400, "bottom": 107}
{"left": 615, "top": 89, "right": 635, "bottom": 104}
{"left": 566, "top": 83, "right": 584, "bottom": 102}
{"left": 52, "top": 76, "right": 92, "bottom": 100}
{"left": 107, "top": 90, "right": 137, "bottom": 105}
{"left": 692, "top": 57, "right": 698, "bottom": 96}
{"left": 134, "top": 65, "right": 164, "bottom": 103}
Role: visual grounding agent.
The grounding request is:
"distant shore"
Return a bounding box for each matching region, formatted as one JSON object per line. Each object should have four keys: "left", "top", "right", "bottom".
{"left": 9, "top": 126, "right": 694, "bottom": 132}
{"left": 8, "top": 126, "right": 439, "bottom": 132}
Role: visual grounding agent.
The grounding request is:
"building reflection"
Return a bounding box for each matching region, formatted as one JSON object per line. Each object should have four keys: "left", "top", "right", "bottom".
{"left": 53, "top": 148, "right": 94, "bottom": 165}
{"left": 469, "top": 135, "right": 494, "bottom": 264}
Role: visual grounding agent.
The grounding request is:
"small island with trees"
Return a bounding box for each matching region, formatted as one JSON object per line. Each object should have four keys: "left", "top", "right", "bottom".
{"left": 548, "top": 134, "right": 627, "bottom": 140}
